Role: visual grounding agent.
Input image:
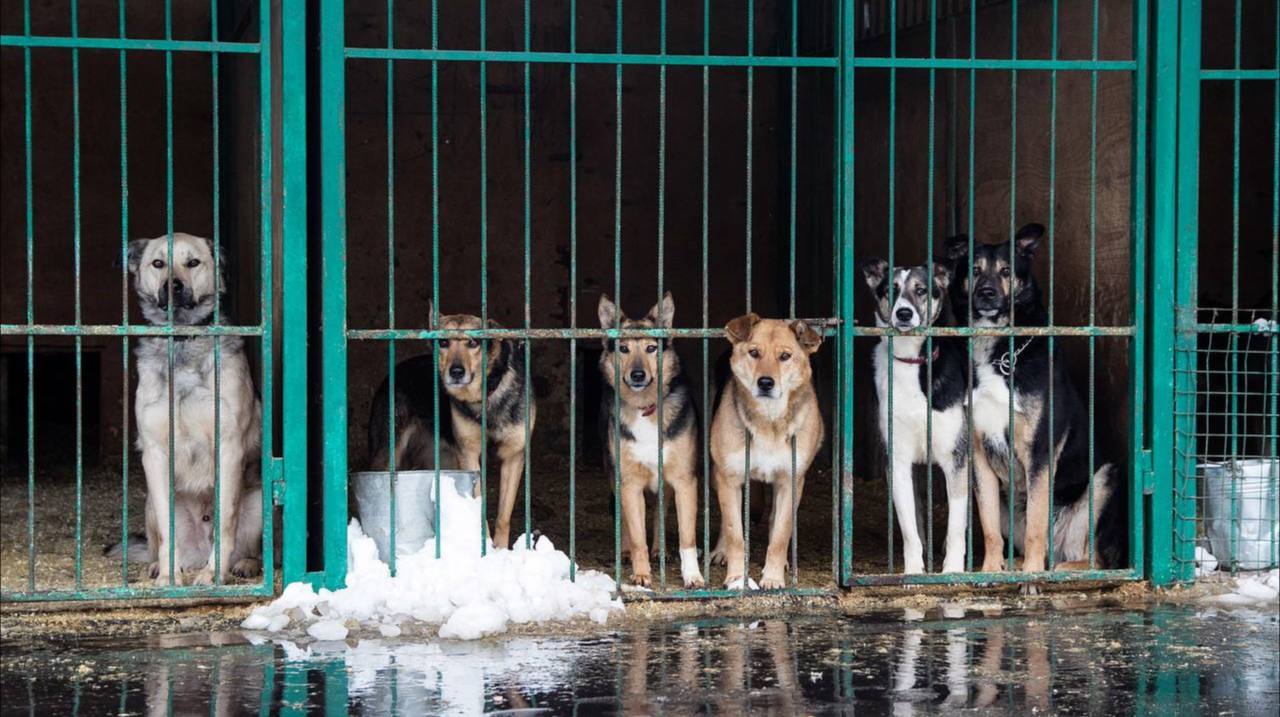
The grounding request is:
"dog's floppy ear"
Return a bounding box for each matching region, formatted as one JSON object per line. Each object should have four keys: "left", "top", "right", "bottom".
{"left": 943, "top": 234, "right": 970, "bottom": 261}
{"left": 858, "top": 257, "right": 888, "bottom": 292}
{"left": 1014, "top": 223, "right": 1045, "bottom": 257}
{"left": 646, "top": 291, "right": 675, "bottom": 329}
{"left": 724, "top": 313, "right": 760, "bottom": 344}
{"left": 126, "top": 238, "right": 148, "bottom": 276}
{"left": 932, "top": 263, "right": 952, "bottom": 291}
{"left": 791, "top": 320, "right": 823, "bottom": 354}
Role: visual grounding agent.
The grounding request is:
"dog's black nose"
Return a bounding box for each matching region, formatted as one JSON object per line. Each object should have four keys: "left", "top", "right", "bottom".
{"left": 757, "top": 376, "right": 775, "bottom": 392}
{"left": 976, "top": 286, "right": 998, "bottom": 302}
{"left": 171, "top": 278, "right": 184, "bottom": 292}
{"left": 895, "top": 307, "right": 914, "bottom": 323}
{"left": 449, "top": 364, "right": 465, "bottom": 380}
{"left": 629, "top": 369, "right": 647, "bottom": 384}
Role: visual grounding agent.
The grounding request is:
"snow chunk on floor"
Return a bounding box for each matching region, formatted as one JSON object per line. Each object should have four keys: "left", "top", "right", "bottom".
{"left": 242, "top": 484, "right": 623, "bottom": 640}
{"left": 1200, "top": 569, "right": 1280, "bottom": 609}
{"left": 1194, "top": 546, "right": 1218, "bottom": 576}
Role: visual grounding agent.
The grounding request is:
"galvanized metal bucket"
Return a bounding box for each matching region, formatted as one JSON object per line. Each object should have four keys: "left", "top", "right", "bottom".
{"left": 1201, "top": 460, "right": 1280, "bottom": 570}
{"left": 349, "top": 470, "right": 480, "bottom": 563}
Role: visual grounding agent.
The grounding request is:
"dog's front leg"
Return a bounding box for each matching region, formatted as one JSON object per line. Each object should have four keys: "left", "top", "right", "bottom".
{"left": 971, "top": 441, "right": 1007, "bottom": 572}
{"left": 890, "top": 456, "right": 925, "bottom": 574}
{"left": 194, "top": 446, "right": 244, "bottom": 585}
{"left": 493, "top": 441, "right": 526, "bottom": 550}
{"left": 761, "top": 472, "right": 805, "bottom": 589}
{"left": 1021, "top": 466, "right": 1051, "bottom": 581}
{"left": 621, "top": 478, "right": 651, "bottom": 587}
{"left": 141, "top": 446, "right": 177, "bottom": 585}
{"left": 940, "top": 451, "right": 970, "bottom": 573}
{"left": 714, "top": 467, "right": 748, "bottom": 588}
{"left": 669, "top": 474, "right": 705, "bottom": 588}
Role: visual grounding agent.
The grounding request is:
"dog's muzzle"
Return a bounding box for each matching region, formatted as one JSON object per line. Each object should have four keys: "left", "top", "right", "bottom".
{"left": 445, "top": 364, "right": 471, "bottom": 388}
{"left": 626, "top": 369, "right": 651, "bottom": 391}
{"left": 156, "top": 280, "right": 197, "bottom": 311}
{"left": 755, "top": 375, "right": 776, "bottom": 398}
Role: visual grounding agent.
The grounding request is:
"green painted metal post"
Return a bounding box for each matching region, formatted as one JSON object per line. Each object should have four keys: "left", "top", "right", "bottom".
{"left": 1148, "top": 0, "right": 1181, "bottom": 587}
{"left": 837, "top": 0, "right": 856, "bottom": 587}
{"left": 281, "top": 0, "right": 309, "bottom": 585}
{"left": 320, "top": 0, "right": 349, "bottom": 590}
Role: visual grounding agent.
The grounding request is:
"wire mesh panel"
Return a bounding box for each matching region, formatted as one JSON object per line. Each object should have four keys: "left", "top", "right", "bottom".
{"left": 0, "top": 0, "right": 295, "bottom": 602}
{"left": 1171, "top": 0, "right": 1279, "bottom": 583}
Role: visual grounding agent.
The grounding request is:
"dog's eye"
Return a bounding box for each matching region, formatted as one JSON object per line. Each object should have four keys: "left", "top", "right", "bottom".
{"left": 186, "top": 258, "right": 201, "bottom": 269}
{"left": 151, "top": 259, "right": 165, "bottom": 269}
{"left": 438, "top": 340, "right": 450, "bottom": 349}
{"left": 748, "top": 348, "right": 760, "bottom": 359}
{"left": 619, "top": 344, "right": 630, "bottom": 354}
{"left": 1000, "top": 267, "right": 1011, "bottom": 278}
{"left": 467, "top": 339, "right": 479, "bottom": 349}
{"left": 914, "top": 287, "right": 927, "bottom": 297}
{"left": 779, "top": 352, "right": 792, "bottom": 362}
{"left": 645, "top": 344, "right": 657, "bottom": 354}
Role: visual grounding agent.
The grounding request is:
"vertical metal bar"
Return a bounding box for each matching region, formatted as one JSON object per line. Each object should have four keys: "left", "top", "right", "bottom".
{"left": 745, "top": 0, "right": 754, "bottom": 313}
{"left": 886, "top": 0, "right": 897, "bottom": 575}
{"left": 964, "top": 0, "right": 977, "bottom": 574}
{"left": 568, "top": 0, "right": 578, "bottom": 581}
{"left": 788, "top": 0, "right": 798, "bottom": 318}
{"left": 432, "top": 0, "right": 442, "bottom": 559}
{"left": 1087, "top": 0, "right": 1101, "bottom": 568}
{"left": 165, "top": 0, "right": 177, "bottom": 587}
{"left": 479, "top": 0, "right": 489, "bottom": 556}
{"left": 211, "top": 0, "right": 223, "bottom": 584}
{"left": 837, "top": 0, "right": 856, "bottom": 586}
{"left": 613, "top": 0, "right": 624, "bottom": 589}
{"left": 656, "top": 0, "right": 668, "bottom": 588}
{"left": 1270, "top": 0, "right": 1280, "bottom": 573}
{"left": 1045, "top": 0, "right": 1059, "bottom": 572}
{"left": 521, "top": 0, "right": 532, "bottom": 550}
{"left": 256, "top": 0, "right": 275, "bottom": 590}
{"left": 23, "top": 0, "right": 35, "bottom": 592}
{"left": 1006, "top": 0, "right": 1018, "bottom": 571}
{"left": 385, "top": 0, "right": 398, "bottom": 576}
{"left": 320, "top": 0, "right": 350, "bottom": 589}
{"left": 1227, "top": 0, "right": 1243, "bottom": 573}
{"left": 72, "top": 0, "right": 84, "bottom": 591}
{"left": 701, "top": 0, "right": 711, "bottom": 583}
{"left": 1172, "top": 0, "right": 1203, "bottom": 584}
{"left": 281, "top": 0, "right": 309, "bottom": 585}
{"left": 924, "top": 0, "right": 936, "bottom": 574}
{"left": 118, "top": 0, "right": 130, "bottom": 585}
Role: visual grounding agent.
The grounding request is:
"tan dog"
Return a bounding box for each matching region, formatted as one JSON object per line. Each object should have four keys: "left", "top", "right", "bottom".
{"left": 710, "top": 315, "right": 823, "bottom": 589}
{"left": 598, "top": 292, "right": 704, "bottom": 588}
{"left": 368, "top": 308, "right": 535, "bottom": 550}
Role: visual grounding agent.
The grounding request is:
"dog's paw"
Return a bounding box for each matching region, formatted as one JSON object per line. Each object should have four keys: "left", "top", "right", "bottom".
{"left": 708, "top": 545, "right": 727, "bottom": 566}
{"left": 979, "top": 559, "right": 1006, "bottom": 573}
{"left": 630, "top": 572, "right": 652, "bottom": 588}
{"left": 682, "top": 574, "right": 706, "bottom": 590}
{"left": 190, "top": 568, "right": 216, "bottom": 586}
{"left": 148, "top": 562, "right": 161, "bottom": 579}
{"left": 724, "top": 575, "right": 760, "bottom": 591}
{"left": 759, "top": 574, "right": 786, "bottom": 590}
{"left": 903, "top": 561, "right": 925, "bottom": 576}
{"left": 232, "top": 558, "right": 261, "bottom": 579}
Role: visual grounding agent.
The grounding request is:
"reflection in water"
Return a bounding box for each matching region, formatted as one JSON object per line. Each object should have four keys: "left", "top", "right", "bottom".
{"left": 2, "top": 606, "right": 1276, "bottom": 715}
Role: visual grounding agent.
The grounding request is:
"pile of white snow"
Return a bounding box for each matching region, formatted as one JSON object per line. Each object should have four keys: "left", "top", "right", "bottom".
{"left": 241, "top": 483, "right": 623, "bottom": 641}
{"left": 1200, "top": 569, "right": 1280, "bottom": 608}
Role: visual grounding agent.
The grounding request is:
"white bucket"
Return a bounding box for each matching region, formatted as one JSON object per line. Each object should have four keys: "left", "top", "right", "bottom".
{"left": 1201, "top": 459, "right": 1280, "bottom": 570}
{"left": 349, "top": 470, "right": 479, "bottom": 563}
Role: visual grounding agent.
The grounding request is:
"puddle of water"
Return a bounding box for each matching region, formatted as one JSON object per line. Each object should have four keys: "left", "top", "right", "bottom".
{"left": 2, "top": 604, "right": 1276, "bottom": 715}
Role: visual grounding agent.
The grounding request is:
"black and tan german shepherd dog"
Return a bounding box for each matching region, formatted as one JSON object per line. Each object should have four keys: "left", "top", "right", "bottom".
{"left": 368, "top": 308, "right": 535, "bottom": 550}
{"left": 945, "top": 224, "right": 1126, "bottom": 583}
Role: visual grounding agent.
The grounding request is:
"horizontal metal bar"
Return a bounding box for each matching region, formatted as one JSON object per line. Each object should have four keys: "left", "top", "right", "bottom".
{"left": 347, "top": 322, "right": 841, "bottom": 341}
{"left": 846, "top": 568, "right": 1138, "bottom": 587}
{"left": 853, "top": 325, "right": 1135, "bottom": 337}
{"left": 0, "top": 34, "right": 260, "bottom": 54}
{"left": 1192, "top": 322, "right": 1277, "bottom": 334}
{"left": 0, "top": 324, "right": 263, "bottom": 337}
{"left": 1, "top": 583, "right": 272, "bottom": 603}
{"left": 850, "top": 57, "right": 1137, "bottom": 71}
{"left": 623, "top": 587, "right": 839, "bottom": 601}
{"left": 1200, "top": 68, "right": 1279, "bottom": 81}
{"left": 345, "top": 47, "right": 836, "bottom": 67}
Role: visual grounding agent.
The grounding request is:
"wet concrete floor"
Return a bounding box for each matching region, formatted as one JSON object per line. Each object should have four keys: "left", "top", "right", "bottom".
{"left": 2, "top": 603, "right": 1276, "bottom": 715}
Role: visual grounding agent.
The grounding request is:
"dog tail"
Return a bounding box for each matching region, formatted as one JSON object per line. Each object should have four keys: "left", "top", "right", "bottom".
{"left": 103, "top": 533, "right": 150, "bottom": 562}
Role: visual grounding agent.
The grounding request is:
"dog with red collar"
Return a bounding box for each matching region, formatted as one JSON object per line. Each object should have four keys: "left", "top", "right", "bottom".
{"left": 860, "top": 259, "right": 971, "bottom": 575}
{"left": 597, "top": 292, "right": 704, "bottom": 589}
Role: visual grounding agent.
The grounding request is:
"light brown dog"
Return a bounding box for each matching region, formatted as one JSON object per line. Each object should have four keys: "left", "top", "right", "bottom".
{"left": 598, "top": 292, "right": 704, "bottom": 588}
{"left": 710, "top": 315, "right": 823, "bottom": 589}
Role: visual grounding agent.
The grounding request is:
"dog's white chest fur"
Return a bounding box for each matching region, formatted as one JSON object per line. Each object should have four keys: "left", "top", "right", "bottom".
{"left": 970, "top": 337, "right": 1022, "bottom": 454}
{"left": 872, "top": 338, "right": 965, "bottom": 464}
{"left": 621, "top": 413, "right": 664, "bottom": 487}
{"left": 720, "top": 431, "right": 797, "bottom": 482}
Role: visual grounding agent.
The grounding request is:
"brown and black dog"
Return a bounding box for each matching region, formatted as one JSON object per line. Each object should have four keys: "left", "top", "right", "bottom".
{"left": 710, "top": 315, "right": 823, "bottom": 589}
{"left": 598, "top": 292, "right": 704, "bottom": 588}
{"left": 368, "top": 308, "right": 535, "bottom": 550}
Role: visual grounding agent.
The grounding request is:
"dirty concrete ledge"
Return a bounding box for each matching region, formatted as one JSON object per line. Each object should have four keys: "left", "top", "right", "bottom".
{"left": 2, "top": 580, "right": 1211, "bottom": 644}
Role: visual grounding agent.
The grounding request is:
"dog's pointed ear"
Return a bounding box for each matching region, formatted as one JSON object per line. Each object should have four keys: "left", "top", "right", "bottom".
{"left": 597, "top": 294, "right": 619, "bottom": 329}
{"left": 724, "top": 313, "right": 760, "bottom": 344}
{"left": 943, "top": 234, "right": 970, "bottom": 261}
{"left": 646, "top": 291, "right": 675, "bottom": 329}
{"left": 791, "top": 320, "right": 823, "bottom": 354}
{"left": 486, "top": 318, "right": 503, "bottom": 330}
{"left": 126, "top": 238, "right": 148, "bottom": 276}
{"left": 858, "top": 257, "right": 888, "bottom": 292}
{"left": 932, "top": 263, "right": 953, "bottom": 291}
{"left": 427, "top": 300, "right": 437, "bottom": 330}
{"left": 1015, "top": 223, "right": 1045, "bottom": 256}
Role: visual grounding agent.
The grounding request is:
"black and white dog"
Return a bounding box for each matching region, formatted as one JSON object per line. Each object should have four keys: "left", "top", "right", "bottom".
{"left": 945, "top": 223, "right": 1126, "bottom": 577}
{"left": 861, "top": 260, "right": 970, "bottom": 574}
